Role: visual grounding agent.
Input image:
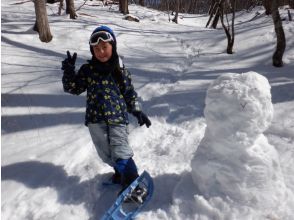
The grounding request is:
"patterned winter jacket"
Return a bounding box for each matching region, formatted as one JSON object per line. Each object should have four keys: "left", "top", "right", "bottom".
{"left": 62, "top": 59, "right": 141, "bottom": 126}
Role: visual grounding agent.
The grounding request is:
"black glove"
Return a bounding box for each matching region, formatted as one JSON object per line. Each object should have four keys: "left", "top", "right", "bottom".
{"left": 132, "top": 111, "right": 151, "bottom": 128}
{"left": 61, "top": 51, "right": 77, "bottom": 74}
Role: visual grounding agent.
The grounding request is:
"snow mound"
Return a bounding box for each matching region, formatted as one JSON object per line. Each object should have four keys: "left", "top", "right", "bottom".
{"left": 189, "top": 72, "right": 289, "bottom": 219}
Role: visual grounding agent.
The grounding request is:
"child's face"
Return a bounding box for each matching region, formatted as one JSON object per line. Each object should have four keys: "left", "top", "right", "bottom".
{"left": 93, "top": 41, "right": 113, "bottom": 62}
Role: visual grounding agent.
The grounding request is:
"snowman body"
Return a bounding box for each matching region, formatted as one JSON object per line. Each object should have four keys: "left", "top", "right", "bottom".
{"left": 191, "top": 72, "right": 287, "bottom": 210}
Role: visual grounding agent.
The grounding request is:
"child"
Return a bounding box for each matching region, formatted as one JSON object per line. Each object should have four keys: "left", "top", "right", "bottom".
{"left": 61, "top": 25, "right": 151, "bottom": 201}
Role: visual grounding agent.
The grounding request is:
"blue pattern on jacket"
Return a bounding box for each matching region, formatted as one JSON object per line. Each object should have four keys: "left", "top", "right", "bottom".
{"left": 62, "top": 61, "right": 140, "bottom": 125}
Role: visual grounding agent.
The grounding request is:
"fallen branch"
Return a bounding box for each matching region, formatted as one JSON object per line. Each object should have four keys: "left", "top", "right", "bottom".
{"left": 76, "top": 0, "right": 89, "bottom": 12}
{"left": 10, "top": 0, "right": 32, "bottom": 5}
{"left": 77, "top": 12, "right": 98, "bottom": 18}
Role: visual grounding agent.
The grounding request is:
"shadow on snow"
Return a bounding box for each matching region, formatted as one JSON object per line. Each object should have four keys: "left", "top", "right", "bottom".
{"left": 1, "top": 161, "right": 182, "bottom": 218}
{"left": 1, "top": 93, "right": 85, "bottom": 134}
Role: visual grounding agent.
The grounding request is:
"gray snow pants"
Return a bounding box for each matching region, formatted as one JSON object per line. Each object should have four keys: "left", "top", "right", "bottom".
{"left": 88, "top": 122, "right": 134, "bottom": 167}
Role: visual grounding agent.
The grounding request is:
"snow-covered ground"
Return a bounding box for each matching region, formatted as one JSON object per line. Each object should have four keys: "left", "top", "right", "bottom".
{"left": 1, "top": 1, "right": 294, "bottom": 219}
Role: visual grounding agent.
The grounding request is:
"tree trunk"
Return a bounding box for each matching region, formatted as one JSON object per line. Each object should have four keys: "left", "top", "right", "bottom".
{"left": 220, "top": 0, "right": 235, "bottom": 54}
{"left": 206, "top": 1, "right": 218, "bottom": 27}
{"left": 139, "top": 0, "right": 144, "bottom": 6}
{"left": 228, "top": 0, "right": 235, "bottom": 54}
{"left": 33, "top": 0, "right": 53, "bottom": 43}
{"left": 172, "top": 0, "right": 180, "bottom": 24}
{"left": 58, "top": 0, "right": 64, "bottom": 15}
{"left": 288, "top": 9, "right": 292, "bottom": 21}
{"left": 263, "top": 0, "right": 271, "bottom": 15}
{"left": 66, "top": 0, "right": 77, "bottom": 19}
{"left": 272, "top": 0, "right": 286, "bottom": 67}
{"left": 119, "top": 0, "right": 123, "bottom": 12}
{"left": 208, "top": 0, "right": 217, "bottom": 15}
{"left": 167, "top": 0, "right": 171, "bottom": 22}
{"left": 211, "top": 5, "right": 221, "bottom": 28}
{"left": 290, "top": 0, "right": 294, "bottom": 9}
{"left": 120, "top": 0, "right": 129, "bottom": 14}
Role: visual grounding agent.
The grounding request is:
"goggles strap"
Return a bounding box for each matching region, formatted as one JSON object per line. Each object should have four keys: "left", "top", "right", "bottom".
{"left": 89, "top": 31, "right": 114, "bottom": 46}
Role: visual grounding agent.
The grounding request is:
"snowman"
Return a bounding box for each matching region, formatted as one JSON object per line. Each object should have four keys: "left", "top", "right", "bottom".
{"left": 191, "top": 72, "right": 287, "bottom": 215}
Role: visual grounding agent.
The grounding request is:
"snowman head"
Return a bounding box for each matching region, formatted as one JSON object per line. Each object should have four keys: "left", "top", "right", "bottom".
{"left": 204, "top": 72, "right": 273, "bottom": 142}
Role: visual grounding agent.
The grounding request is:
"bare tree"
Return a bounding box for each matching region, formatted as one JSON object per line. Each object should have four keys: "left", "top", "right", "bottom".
{"left": 142, "top": 0, "right": 292, "bottom": 15}
{"left": 288, "top": 9, "right": 292, "bottom": 21}
{"left": 206, "top": 0, "right": 218, "bottom": 27}
{"left": 58, "top": 0, "right": 64, "bottom": 15}
{"left": 272, "top": 0, "right": 286, "bottom": 67}
{"left": 172, "top": 0, "right": 180, "bottom": 23}
{"left": 263, "top": 0, "right": 272, "bottom": 15}
{"left": 66, "top": 0, "right": 77, "bottom": 19}
{"left": 166, "top": 0, "right": 171, "bottom": 21}
{"left": 119, "top": 0, "right": 129, "bottom": 14}
{"left": 33, "top": 0, "right": 53, "bottom": 43}
{"left": 211, "top": 0, "right": 222, "bottom": 29}
{"left": 208, "top": 0, "right": 217, "bottom": 14}
{"left": 220, "top": 0, "right": 236, "bottom": 54}
{"left": 290, "top": 0, "right": 294, "bottom": 8}
{"left": 205, "top": 0, "right": 224, "bottom": 29}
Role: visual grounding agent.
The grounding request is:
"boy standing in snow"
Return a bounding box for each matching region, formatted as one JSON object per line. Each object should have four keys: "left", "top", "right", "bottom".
{"left": 61, "top": 25, "right": 151, "bottom": 199}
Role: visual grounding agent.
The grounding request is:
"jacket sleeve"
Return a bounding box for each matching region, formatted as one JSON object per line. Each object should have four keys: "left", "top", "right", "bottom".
{"left": 121, "top": 68, "right": 141, "bottom": 113}
{"left": 62, "top": 64, "right": 88, "bottom": 95}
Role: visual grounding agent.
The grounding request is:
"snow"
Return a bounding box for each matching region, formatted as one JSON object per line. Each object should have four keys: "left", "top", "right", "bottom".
{"left": 1, "top": 1, "right": 294, "bottom": 220}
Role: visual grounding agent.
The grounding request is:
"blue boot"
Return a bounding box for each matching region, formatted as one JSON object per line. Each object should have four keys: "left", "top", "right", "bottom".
{"left": 114, "top": 158, "right": 139, "bottom": 189}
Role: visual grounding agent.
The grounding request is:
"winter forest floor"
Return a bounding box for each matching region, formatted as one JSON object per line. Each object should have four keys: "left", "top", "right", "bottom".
{"left": 1, "top": 1, "right": 294, "bottom": 220}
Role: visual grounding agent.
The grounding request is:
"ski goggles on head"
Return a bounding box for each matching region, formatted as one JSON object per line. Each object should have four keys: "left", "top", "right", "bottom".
{"left": 89, "top": 31, "right": 114, "bottom": 46}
